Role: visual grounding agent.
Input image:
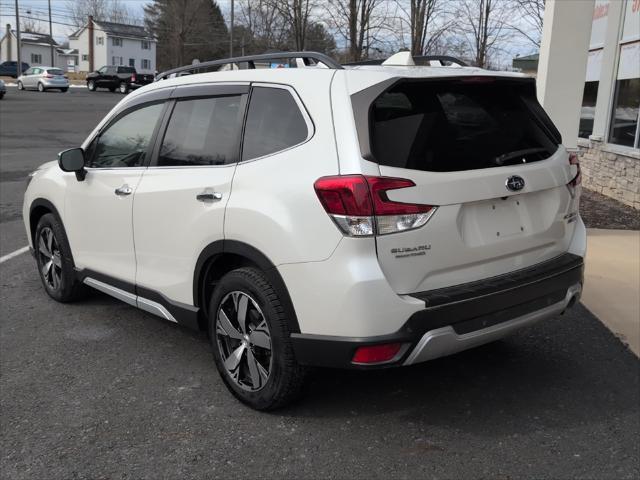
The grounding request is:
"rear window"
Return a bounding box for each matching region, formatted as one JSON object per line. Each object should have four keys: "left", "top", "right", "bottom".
{"left": 47, "top": 68, "right": 64, "bottom": 76}
{"left": 118, "top": 67, "right": 135, "bottom": 74}
{"left": 370, "top": 79, "right": 560, "bottom": 172}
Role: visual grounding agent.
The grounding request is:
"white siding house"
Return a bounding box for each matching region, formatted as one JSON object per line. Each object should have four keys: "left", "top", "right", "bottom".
{"left": 0, "top": 24, "right": 75, "bottom": 70}
{"left": 69, "top": 19, "right": 156, "bottom": 74}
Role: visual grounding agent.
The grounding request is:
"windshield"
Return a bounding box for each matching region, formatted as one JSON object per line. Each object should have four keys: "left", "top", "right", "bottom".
{"left": 369, "top": 79, "right": 560, "bottom": 172}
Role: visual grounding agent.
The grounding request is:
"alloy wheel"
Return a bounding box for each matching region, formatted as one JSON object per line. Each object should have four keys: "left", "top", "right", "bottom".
{"left": 215, "top": 291, "right": 272, "bottom": 391}
{"left": 38, "top": 227, "right": 62, "bottom": 291}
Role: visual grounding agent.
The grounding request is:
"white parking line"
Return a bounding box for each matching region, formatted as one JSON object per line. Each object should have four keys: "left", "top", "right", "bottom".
{"left": 0, "top": 246, "right": 30, "bottom": 264}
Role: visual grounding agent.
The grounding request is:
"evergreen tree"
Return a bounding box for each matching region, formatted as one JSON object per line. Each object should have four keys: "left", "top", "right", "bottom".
{"left": 145, "top": 0, "right": 229, "bottom": 71}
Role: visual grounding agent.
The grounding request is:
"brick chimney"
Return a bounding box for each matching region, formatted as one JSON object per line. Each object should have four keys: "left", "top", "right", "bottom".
{"left": 88, "top": 15, "right": 94, "bottom": 72}
{"left": 5, "top": 24, "right": 11, "bottom": 61}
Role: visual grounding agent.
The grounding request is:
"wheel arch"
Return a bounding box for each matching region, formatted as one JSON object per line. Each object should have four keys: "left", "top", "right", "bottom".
{"left": 194, "top": 240, "right": 301, "bottom": 334}
{"left": 29, "top": 198, "right": 75, "bottom": 265}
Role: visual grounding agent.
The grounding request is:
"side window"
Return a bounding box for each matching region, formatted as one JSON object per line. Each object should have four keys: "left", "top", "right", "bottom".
{"left": 157, "top": 95, "right": 244, "bottom": 167}
{"left": 88, "top": 103, "right": 164, "bottom": 168}
{"left": 242, "top": 87, "right": 308, "bottom": 161}
{"left": 98, "top": 66, "right": 107, "bottom": 74}
{"left": 24, "top": 68, "right": 33, "bottom": 75}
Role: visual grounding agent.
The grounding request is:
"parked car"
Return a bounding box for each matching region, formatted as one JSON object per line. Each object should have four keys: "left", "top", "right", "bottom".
{"left": 0, "top": 61, "right": 29, "bottom": 77}
{"left": 23, "top": 52, "right": 585, "bottom": 411}
{"left": 0, "top": 79, "right": 5, "bottom": 99}
{"left": 17, "top": 67, "right": 69, "bottom": 92}
{"left": 86, "top": 66, "right": 154, "bottom": 94}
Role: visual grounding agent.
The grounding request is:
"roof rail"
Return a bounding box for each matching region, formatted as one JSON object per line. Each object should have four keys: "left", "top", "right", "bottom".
{"left": 156, "top": 51, "right": 343, "bottom": 80}
{"left": 344, "top": 55, "right": 468, "bottom": 67}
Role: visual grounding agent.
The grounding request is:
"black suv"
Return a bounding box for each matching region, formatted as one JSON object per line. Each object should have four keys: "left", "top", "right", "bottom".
{"left": 86, "top": 66, "right": 154, "bottom": 94}
{"left": 0, "top": 61, "right": 29, "bottom": 77}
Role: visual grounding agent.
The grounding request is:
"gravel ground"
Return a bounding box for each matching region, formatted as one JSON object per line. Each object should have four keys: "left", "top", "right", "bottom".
{"left": 580, "top": 188, "right": 640, "bottom": 230}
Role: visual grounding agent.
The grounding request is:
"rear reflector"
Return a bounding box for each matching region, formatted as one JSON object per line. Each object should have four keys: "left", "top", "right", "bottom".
{"left": 314, "top": 175, "right": 436, "bottom": 236}
{"left": 352, "top": 343, "right": 403, "bottom": 364}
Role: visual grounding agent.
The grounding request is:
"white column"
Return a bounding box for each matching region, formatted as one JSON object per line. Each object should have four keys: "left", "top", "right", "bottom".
{"left": 537, "top": 0, "right": 595, "bottom": 149}
{"left": 590, "top": 0, "right": 625, "bottom": 141}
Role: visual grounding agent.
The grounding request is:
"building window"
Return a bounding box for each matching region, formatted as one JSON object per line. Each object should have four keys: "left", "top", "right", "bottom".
{"left": 129, "top": 58, "right": 135, "bottom": 67}
{"left": 82, "top": 54, "right": 88, "bottom": 61}
{"left": 112, "top": 37, "right": 123, "bottom": 47}
{"left": 30, "top": 53, "right": 42, "bottom": 64}
{"left": 579, "top": 82, "right": 599, "bottom": 139}
{"left": 141, "top": 40, "right": 151, "bottom": 50}
{"left": 141, "top": 59, "right": 151, "bottom": 70}
{"left": 608, "top": 41, "right": 640, "bottom": 148}
{"left": 112, "top": 56, "right": 123, "bottom": 66}
{"left": 96, "top": 36, "right": 104, "bottom": 45}
{"left": 609, "top": 78, "right": 640, "bottom": 148}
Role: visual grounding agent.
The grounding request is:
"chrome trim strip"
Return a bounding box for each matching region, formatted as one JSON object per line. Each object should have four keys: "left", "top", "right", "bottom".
{"left": 403, "top": 283, "right": 582, "bottom": 365}
{"left": 83, "top": 277, "right": 137, "bottom": 307}
{"left": 83, "top": 277, "right": 178, "bottom": 323}
{"left": 137, "top": 297, "right": 178, "bottom": 323}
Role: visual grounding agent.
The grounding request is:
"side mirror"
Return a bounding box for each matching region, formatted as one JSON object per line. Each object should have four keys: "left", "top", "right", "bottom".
{"left": 58, "top": 148, "right": 87, "bottom": 181}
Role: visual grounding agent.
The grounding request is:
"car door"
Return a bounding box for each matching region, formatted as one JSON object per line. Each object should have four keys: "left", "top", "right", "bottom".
{"left": 63, "top": 96, "right": 169, "bottom": 285}
{"left": 95, "top": 66, "right": 108, "bottom": 87}
{"left": 24, "top": 68, "right": 36, "bottom": 88}
{"left": 132, "top": 84, "right": 248, "bottom": 305}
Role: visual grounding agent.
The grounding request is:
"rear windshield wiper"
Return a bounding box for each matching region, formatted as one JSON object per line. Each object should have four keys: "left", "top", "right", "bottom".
{"left": 494, "top": 147, "right": 549, "bottom": 166}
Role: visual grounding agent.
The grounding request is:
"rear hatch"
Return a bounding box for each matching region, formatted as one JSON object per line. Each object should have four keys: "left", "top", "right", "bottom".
{"left": 356, "top": 76, "right": 580, "bottom": 294}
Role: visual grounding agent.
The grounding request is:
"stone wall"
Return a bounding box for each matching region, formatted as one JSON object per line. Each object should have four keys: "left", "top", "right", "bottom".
{"left": 578, "top": 139, "right": 640, "bottom": 210}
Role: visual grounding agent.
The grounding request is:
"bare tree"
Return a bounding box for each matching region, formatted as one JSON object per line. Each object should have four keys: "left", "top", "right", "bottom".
{"left": 325, "top": 0, "right": 387, "bottom": 61}
{"left": 236, "top": 0, "right": 290, "bottom": 53}
{"left": 511, "top": 0, "right": 545, "bottom": 47}
{"left": 67, "top": 0, "right": 139, "bottom": 28}
{"left": 453, "top": 0, "right": 513, "bottom": 68}
{"left": 21, "top": 13, "right": 46, "bottom": 33}
{"left": 273, "top": 0, "right": 315, "bottom": 50}
{"left": 390, "top": 0, "right": 452, "bottom": 56}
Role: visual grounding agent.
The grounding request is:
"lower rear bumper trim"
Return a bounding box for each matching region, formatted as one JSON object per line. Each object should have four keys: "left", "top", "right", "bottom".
{"left": 403, "top": 283, "right": 581, "bottom": 365}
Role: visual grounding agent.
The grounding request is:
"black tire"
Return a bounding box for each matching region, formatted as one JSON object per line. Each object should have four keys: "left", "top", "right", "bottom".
{"left": 119, "top": 82, "right": 129, "bottom": 94}
{"left": 37, "top": 82, "right": 45, "bottom": 92}
{"left": 34, "top": 213, "right": 85, "bottom": 302}
{"left": 87, "top": 80, "right": 95, "bottom": 91}
{"left": 60, "top": 87, "right": 68, "bottom": 92}
{"left": 208, "top": 267, "right": 305, "bottom": 410}
{"left": 17, "top": 81, "right": 24, "bottom": 90}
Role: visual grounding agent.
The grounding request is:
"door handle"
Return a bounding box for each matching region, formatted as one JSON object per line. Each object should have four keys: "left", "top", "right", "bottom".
{"left": 114, "top": 184, "right": 133, "bottom": 196}
{"left": 196, "top": 191, "right": 223, "bottom": 202}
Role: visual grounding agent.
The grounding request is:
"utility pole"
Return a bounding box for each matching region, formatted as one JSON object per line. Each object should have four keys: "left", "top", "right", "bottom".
{"left": 48, "top": 0, "right": 54, "bottom": 66}
{"left": 14, "top": 0, "right": 21, "bottom": 75}
{"left": 230, "top": 0, "right": 234, "bottom": 57}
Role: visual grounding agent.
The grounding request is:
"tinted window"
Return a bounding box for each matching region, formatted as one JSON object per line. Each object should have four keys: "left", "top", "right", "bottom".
{"left": 370, "top": 81, "right": 558, "bottom": 172}
{"left": 158, "top": 96, "right": 243, "bottom": 166}
{"left": 118, "top": 66, "right": 135, "bottom": 74}
{"left": 242, "top": 87, "right": 308, "bottom": 161}
{"left": 47, "top": 68, "right": 64, "bottom": 76}
{"left": 89, "top": 103, "right": 164, "bottom": 168}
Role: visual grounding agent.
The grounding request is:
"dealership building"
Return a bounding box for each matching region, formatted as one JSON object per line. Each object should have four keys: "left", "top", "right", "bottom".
{"left": 536, "top": 0, "right": 638, "bottom": 209}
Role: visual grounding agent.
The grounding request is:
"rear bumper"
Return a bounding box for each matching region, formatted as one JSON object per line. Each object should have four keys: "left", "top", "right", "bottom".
{"left": 291, "top": 253, "right": 584, "bottom": 369}
{"left": 41, "top": 79, "right": 69, "bottom": 88}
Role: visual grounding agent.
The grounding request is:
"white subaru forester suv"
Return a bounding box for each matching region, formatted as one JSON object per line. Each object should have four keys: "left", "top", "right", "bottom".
{"left": 23, "top": 52, "right": 585, "bottom": 410}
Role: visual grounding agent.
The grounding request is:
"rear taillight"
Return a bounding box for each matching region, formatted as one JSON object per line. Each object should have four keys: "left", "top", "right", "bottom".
{"left": 314, "top": 175, "right": 436, "bottom": 236}
{"left": 568, "top": 152, "right": 581, "bottom": 187}
{"left": 131, "top": 74, "right": 137, "bottom": 82}
{"left": 352, "top": 343, "right": 403, "bottom": 364}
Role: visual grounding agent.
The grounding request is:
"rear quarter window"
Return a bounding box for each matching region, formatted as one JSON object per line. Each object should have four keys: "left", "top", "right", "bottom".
{"left": 242, "top": 87, "right": 309, "bottom": 161}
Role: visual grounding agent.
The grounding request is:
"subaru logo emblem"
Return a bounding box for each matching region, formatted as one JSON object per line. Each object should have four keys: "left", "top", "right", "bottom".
{"left": 506, "top": 175, "right": 525, "bottom": 192}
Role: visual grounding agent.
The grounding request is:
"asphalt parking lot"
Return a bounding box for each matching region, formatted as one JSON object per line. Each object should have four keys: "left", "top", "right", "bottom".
{"left": 1, "top": 88, "right": 639, "bottom": 479}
